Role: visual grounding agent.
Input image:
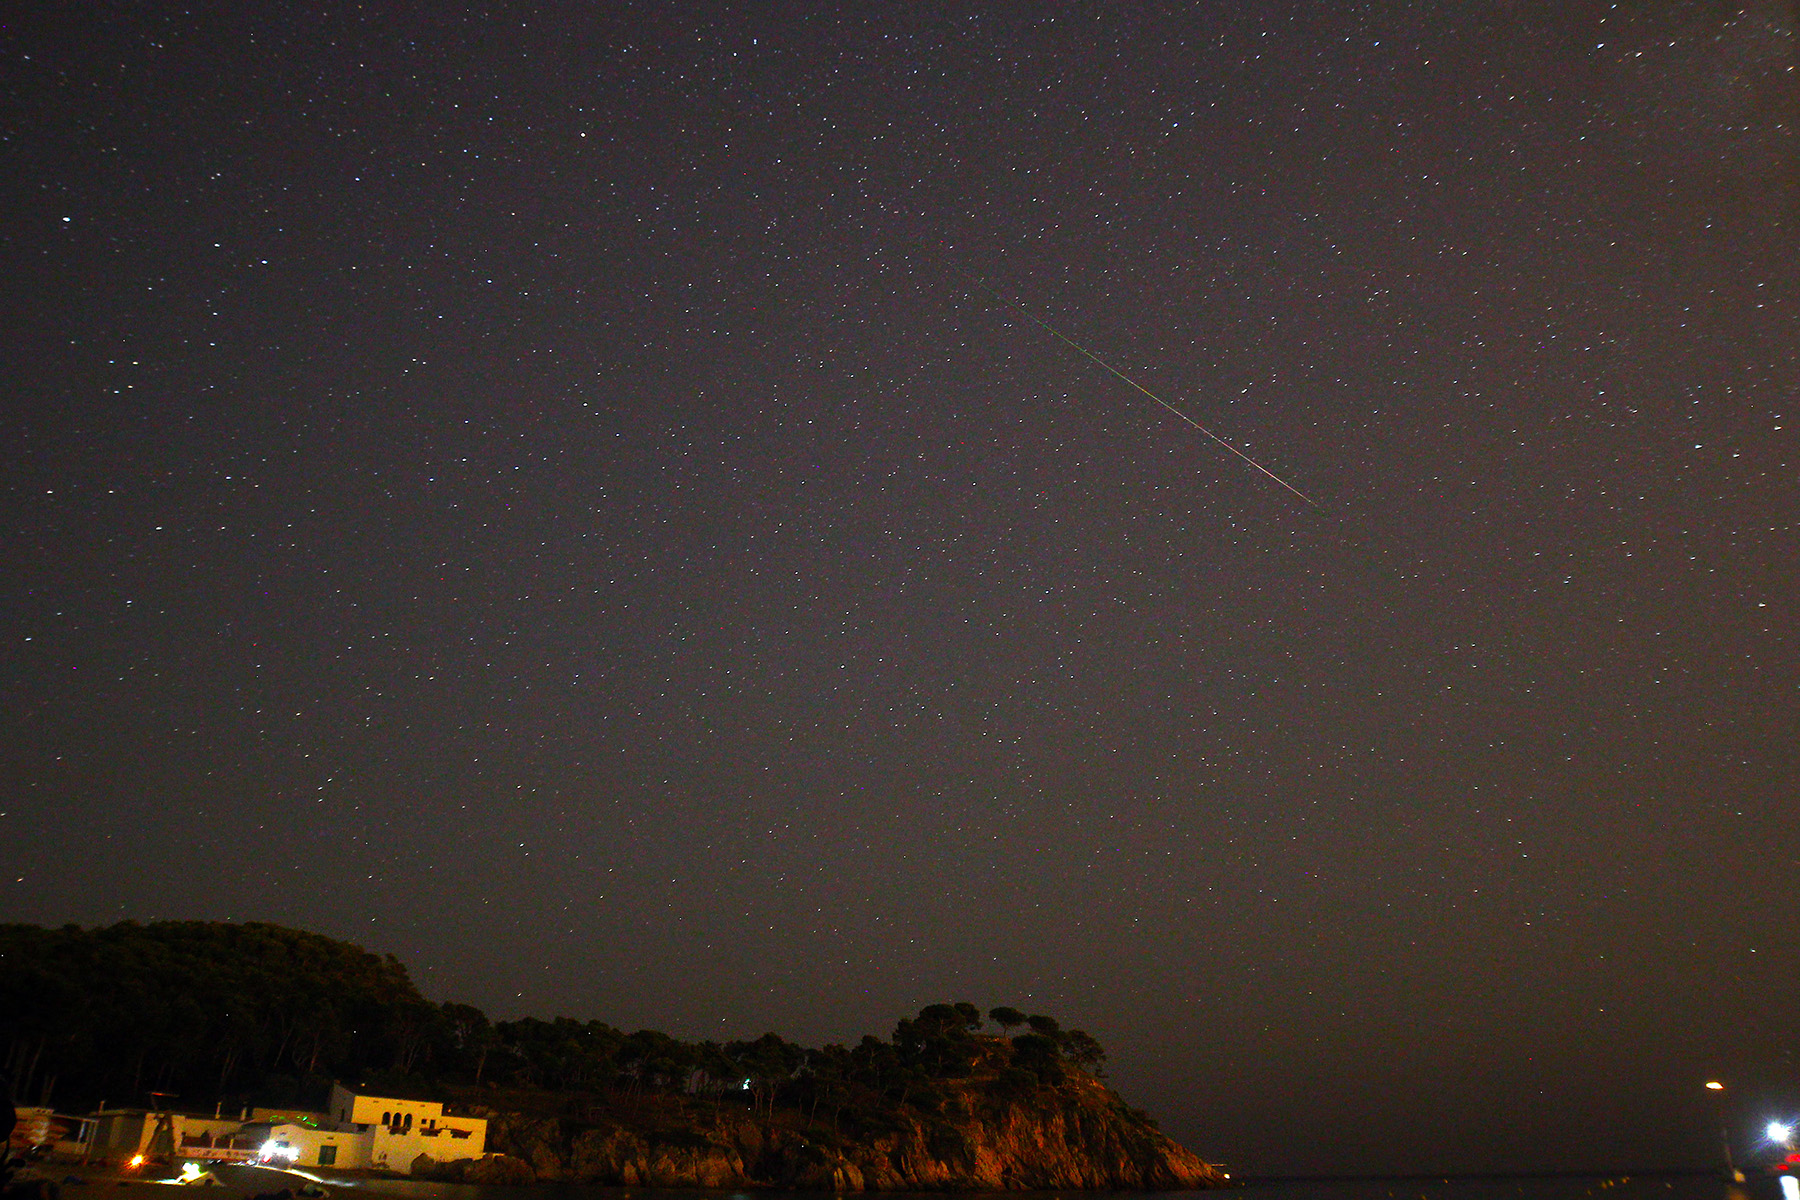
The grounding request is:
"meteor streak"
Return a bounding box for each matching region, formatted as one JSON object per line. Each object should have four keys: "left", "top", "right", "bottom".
{"left": 977, "top": 285, "right": 1318, "bottom": 507}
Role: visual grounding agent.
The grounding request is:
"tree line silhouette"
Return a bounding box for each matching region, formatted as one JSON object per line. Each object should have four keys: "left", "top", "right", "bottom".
{"left": 1, "top": 922, "right": 1109, "bottom": 1127}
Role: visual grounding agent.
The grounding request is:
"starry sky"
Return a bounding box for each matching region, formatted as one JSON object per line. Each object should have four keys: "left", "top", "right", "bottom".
{"left": 4, "top": 0, "right": 1797, "bottom": 1177}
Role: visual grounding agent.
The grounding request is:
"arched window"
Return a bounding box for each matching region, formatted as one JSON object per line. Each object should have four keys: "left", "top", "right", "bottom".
{"left": 381, "top": 1112, "right": 391, "bottom": 1126}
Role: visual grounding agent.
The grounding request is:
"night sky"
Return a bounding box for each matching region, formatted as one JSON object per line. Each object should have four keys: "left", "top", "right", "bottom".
{"left": 4, "top": 1, "right": 1797, "bottom": 1177}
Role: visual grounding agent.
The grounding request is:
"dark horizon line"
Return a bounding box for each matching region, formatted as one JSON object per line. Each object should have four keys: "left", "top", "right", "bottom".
{"left": 1232, "top": 1166, "right": 1732, "bottom": 1183}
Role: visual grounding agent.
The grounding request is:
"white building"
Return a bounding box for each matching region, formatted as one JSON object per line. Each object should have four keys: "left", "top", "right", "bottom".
{"left": 96, "top": 1086, "right": 487, "bottom": 1177}
{"left": 89, "top": 1110, "right": 261, "bottom": 1164}
{"left": 272, "top": 1084, "right": 486, "bottom": 1175}
{"left": 241, "top": 1119, "right": 370, "bottom": 1170}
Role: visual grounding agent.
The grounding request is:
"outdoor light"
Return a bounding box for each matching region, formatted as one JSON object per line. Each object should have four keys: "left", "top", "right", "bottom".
{"left": 1703, "top": 1080, "right": 1743, "bottom": 1181}
{"left": 1768, "top": 1121, "right": 1794, "bottom": 1145}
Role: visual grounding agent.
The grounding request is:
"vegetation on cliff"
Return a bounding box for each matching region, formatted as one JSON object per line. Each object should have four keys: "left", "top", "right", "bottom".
{"left": 1, "top": 921, "right": 1223, "bottom": 1188}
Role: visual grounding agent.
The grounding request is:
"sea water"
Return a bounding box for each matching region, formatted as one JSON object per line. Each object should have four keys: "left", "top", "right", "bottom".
{"left": 1228, "top": 1175, "right": 1788, "bottom": 1200}
{"left": 278, "top": 1169, "right": 1795, "bottom": 1200}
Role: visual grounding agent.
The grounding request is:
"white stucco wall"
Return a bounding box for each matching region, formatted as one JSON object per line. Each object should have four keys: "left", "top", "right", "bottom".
{"left": 263, "top": 1122, "right": 372, "bottom": 1171}
{"left": 327, "top": 1083, "right": 443, "bottom": 1131}
{"left": 369, "top": 1123, "right": 485, "bottom": 1173}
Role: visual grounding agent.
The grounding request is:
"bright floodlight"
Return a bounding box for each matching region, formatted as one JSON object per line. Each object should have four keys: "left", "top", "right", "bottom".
{"left": 1706, "top": 1081, "right": 1726, "bottom": 1090}
{"left": 1768, "top": 1121, "right": 1793, "bottom": 1144}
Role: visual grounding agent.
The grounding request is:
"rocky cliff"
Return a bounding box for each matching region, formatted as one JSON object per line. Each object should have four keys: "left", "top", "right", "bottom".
{"left": 421, "top": 1071, "right": 1224, "bottom": 1191}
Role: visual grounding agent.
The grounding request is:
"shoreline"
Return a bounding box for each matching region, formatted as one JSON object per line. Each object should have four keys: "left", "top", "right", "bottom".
{"left": 19, "top": 1163, "right": 374, "bottom": 1198}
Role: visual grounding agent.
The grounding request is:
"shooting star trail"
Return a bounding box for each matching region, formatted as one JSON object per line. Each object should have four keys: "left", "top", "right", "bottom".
{"left": 976, "top": 284, "right": 1318, "bottom": 508}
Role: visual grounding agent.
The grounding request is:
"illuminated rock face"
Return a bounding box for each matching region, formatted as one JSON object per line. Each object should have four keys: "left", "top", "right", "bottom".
{"left": 428, "top": 1071, "right": 1225, "bottom": 1191}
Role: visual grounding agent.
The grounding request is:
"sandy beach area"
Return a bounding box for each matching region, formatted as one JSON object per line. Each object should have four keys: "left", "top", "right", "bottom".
{"left": 16, "top": 1163, "right": 383, "bottom": 1200}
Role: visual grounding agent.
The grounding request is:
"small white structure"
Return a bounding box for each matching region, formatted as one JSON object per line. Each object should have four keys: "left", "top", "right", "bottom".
{"left": 243, "top": 1120, "right": 369, "bottom": 1170}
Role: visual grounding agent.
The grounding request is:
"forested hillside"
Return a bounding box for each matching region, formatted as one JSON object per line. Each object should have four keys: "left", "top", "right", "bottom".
{"left": 2, "top": 922, "right": 1222, "bottom": 1189}
{"left": 2, "top": 921, "right": 1102, "bottom": 1115}
{"left": 1, "top": 921, "right": 433, "bottom": 1107}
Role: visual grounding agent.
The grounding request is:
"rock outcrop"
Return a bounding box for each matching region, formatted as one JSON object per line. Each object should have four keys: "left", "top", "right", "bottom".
{"left": 422, "top": 1071, "right": 1224, "bottom": 1190}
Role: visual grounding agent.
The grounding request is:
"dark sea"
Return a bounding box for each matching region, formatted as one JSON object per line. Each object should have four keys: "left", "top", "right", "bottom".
{"left": 232, "top": 1168, "right": 1797, "bottom": 1200}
